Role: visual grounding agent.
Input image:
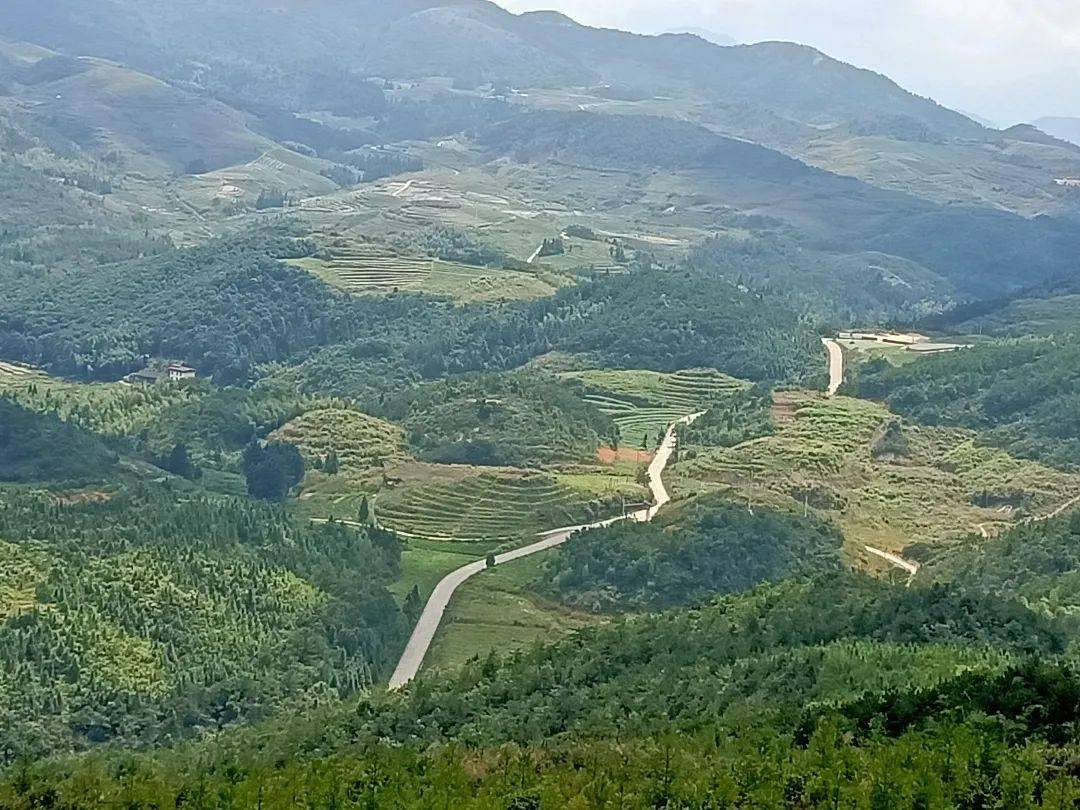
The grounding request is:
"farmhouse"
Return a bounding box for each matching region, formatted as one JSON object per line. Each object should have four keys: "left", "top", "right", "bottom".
{"left": 125, "top": 369, "right": 162, "bottom": 385}
{"left": 167, "top": 363, "right": 198, "bottom": 381}
{"left": 124, "top": 363, "right": 198, "bottom": 385}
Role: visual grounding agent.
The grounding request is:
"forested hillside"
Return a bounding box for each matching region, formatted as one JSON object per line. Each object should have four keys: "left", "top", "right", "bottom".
{"left": 7, "top": 519, "right": 1080, "bottom": 804}
{"left": 0, "top": 488, "right": 407, "bottom": 759}
{"left": 544, "top": 497, "right": 842, "bottom": 611}
{"left": 854, "top": 336, "right": 1080, "bottom": 468}
{"left": 1, "top": 0, "right": 1080, "bottom": 803}
{"left": 481, "top": 111, "right": 1080, "bottom": 297}
{"left": 0, "top": 230, "right": 821, "bottom": 388}
{"left": 0, "top": 400, "right": 116, "bottom": 483}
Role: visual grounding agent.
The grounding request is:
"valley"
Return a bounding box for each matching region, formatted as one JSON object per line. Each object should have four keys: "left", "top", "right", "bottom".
{"left": 0, "top": 0, "right": 1080, "bottom": 803}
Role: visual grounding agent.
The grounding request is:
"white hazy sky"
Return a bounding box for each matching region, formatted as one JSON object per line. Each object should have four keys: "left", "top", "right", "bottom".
{"left": 496, "top": 0, "right": 1080, "bottom": 125}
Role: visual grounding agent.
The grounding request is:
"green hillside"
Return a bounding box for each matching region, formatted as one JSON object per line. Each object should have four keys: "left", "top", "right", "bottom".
{"left": 0, "top": 399, "right": 116, "bottom": 483}
{"left": 544, "top": 496, "right": 843, "bottom": 611}
{"left": 9, "top": 512, "right": 1080, "bottom": 803}
{"left": 853, "top": 336, "right": 1080, "bottom": 469}
{"left": 0, "top": 488, "right": 407, "bottom": 758}
{"left": 1, "top": 0, "right": 1080, "bottom": 802}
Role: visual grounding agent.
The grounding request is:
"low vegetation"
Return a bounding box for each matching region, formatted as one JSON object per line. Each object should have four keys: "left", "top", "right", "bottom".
{"left": 375, "top": 471, "right": 629, "bottom": 541}
{"left": 676, "top": 391, "right": 1080, "bottom": 553}
{"left": 270, "top": 407, "right": 405, "bottom": 473}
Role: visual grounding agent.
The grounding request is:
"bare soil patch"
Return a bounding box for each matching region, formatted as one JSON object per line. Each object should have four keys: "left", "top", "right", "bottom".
{"left": 597, "top": 447, "right": 653, "bottom": 464}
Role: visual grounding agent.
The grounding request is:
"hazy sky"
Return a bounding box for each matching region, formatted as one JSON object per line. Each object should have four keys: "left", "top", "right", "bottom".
{"left": 496, "top": 0, "right": 1080, "bottom": 125}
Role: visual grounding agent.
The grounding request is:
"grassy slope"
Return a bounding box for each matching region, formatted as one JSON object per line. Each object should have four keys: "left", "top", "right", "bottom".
{"left": 674, "top": 391, "right": 1080, "bottom": 556}
{"left": 425, "top": 554, "right": 602, "bottom": 673}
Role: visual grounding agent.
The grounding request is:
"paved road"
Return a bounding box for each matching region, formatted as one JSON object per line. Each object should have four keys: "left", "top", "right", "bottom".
{"left": 865, "top": 544, "right": 920, "bottom": 585}
{"left": 822, "top": 338, "right": 844, "bottom": 397}
{"left": 388, "top": 413, "right": 702, "bottom": 689}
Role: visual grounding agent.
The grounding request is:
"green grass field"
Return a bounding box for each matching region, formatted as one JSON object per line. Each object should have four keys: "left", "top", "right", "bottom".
{"left": 390, "top": 537, "right": 506, "bottom": 603}
{"left": 424, "top": 554, "right": 602, "bottom": 673}
{"left": 563, "top": 368, "right": 750, "bottom": 450}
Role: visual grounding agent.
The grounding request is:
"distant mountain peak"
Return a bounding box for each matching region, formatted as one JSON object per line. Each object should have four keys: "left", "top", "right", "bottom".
{"left": 518, "top": 10, "right": 577, "bottom": 26}
{"left": 661, "top": 27, "right": 737, "bottom": 47}
{"left": 1031, "top": 116, "right": 1080, "bottom": 148}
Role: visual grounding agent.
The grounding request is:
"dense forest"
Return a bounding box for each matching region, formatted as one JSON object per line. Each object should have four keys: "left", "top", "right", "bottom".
{"left": 0, "top": 488, "right": 407, "bottom": 760}
{"left": 853, "top": 336, "right": 1080, "bottom": 468}
{"left": 0, "top": 400, "right": 116, "bottom": 484}
{"left": 6, "top": 674, "right": 1080, "bottom": 807}
{"left": 544, "top": 496, "right": 842, "bottom": 611}
{"left": 6, "top": 535, "right": 1078, "bottom": 803}
{"left": 0, "top": 230, "right": 821, "bottom": 392}
{"left": 389, "top": 371, "right": 614, "bottom": 468}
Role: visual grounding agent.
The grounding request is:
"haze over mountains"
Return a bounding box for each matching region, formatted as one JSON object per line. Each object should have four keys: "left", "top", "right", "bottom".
{"left": 2, "top": 2, "right": 1080, "bottom": 803}
{"left": 1034, "top": 117, "right": 1080, "bottom": 148}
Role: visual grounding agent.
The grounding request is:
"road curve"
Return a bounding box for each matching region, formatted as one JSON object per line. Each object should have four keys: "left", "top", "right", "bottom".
{"left": 822, "top": 338, "right": 844, "bottom": 397}
{"left": 388, "top": 413, "right": 702, "bottom": 690}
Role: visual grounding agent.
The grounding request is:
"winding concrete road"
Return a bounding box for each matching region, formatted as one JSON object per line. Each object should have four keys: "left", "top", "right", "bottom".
{"left": 822, "top": 338, "right": 844, "bottom": 397}
{"left": 388, "top": 413, "right": 702, "bottom": 689}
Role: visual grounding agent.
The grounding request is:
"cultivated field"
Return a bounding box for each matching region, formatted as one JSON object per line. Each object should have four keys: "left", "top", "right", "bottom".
{"left": 675, "top": 391, "right": 1080, "bottom": 557}
{"left": 564, "top": 368, "right": 749, "bottom": 450}
{"left": 375, "top": 471, "right": 624, "bottom": 541}
{"left": 0, "top": 361, "right": 41, "bottom": 379}
{"left": 270, "top": 407, "right": 405, "bottom": 472}
{"left": 290, "top": 241, "right": 560, "bottom": 302}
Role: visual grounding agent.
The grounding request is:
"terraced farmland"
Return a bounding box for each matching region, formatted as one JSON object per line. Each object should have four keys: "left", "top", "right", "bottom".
{"left": 290, "top": 242, "right": 559, "bottom": 302}
{"left": 682, "top": 393, "right": 888, "bottom": 482}
{"left": 0, "top": 362, "right": 41, "bottom": 379}
{"left": 375, "top": 472, "right": 620, "bottom": 541}
{"left": 269, "top": 408, "right": 406, "bottom": 473}
{"left": 674, "top": 391, "right": 1080, "bottom": 555}
{"left": 294, "top": 243, "right": 433, "bottom": 292}
{"left": 564, "top": 368, "right": 749, "bottom": 450}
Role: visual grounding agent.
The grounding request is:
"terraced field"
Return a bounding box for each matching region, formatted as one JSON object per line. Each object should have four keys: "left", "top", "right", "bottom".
{"left": 0, "top": 361, "right": 41, "bottom": 379}
{"left": 375, "top": 472, "right": 621, "bottom": 541}
{"left": 675, "top": 391, "right": 1080, "bottom": 556}
{"left": 270, "top": 408, "right": 405, "bottom": 473}
{"left": 564, "top": 368, "right": 749, "bottom": 450}
{"left": 289, "top": 242, "right": 559, "bottom": 302}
